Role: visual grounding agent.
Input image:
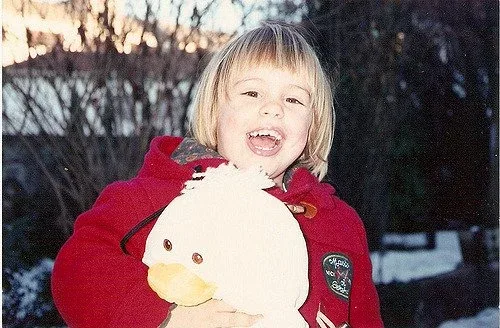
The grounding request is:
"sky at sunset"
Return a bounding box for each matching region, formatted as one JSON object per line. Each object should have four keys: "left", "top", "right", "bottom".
{"left": 2, "top": 0, "right": 269, "bottom": 66}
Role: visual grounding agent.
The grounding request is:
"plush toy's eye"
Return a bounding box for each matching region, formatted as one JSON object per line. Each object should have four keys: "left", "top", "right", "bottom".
{"left": 192, "top": 252, "right": 203, "bottom": 264}
{"left": 163, "top": 239, "right": 172, "bottom": 251}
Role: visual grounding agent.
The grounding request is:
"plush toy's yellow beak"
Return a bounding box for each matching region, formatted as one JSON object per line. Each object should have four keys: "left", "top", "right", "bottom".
{"left": 147, "top": 263, "right": 217, "bottom": 306}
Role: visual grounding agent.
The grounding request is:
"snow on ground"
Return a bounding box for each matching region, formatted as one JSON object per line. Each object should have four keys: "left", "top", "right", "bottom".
{"left": 370, "top": 230, "right": 499, "bottom": 328}
{"left": 370, "top": 230, "right": 463, "bottom": 284}
{"left": 438, "top": 307, "right": 499, "bottom": 328}
{"left": 3, "top": 258, "right": 55, "bottom": 321}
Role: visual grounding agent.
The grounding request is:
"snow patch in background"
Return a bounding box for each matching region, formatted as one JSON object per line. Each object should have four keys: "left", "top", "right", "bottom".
{"left": 3, "top": 258, "right": 55, "bottom": 321}
{"left": 371, "top": 231, "right": 463, "bottom": 284}
{"left": 438, "top": 307, "right": 499, "bottom": 328}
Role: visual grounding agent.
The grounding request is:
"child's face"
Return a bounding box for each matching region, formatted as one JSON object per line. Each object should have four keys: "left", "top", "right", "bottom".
{"left": 216, "top": 65, "right": 313, "bottom": 187}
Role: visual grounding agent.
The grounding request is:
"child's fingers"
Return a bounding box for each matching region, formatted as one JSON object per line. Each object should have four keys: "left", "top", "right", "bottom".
{"left": 167, "top": 299, "right": 260, "bottom": 327}
{"left": 213, "top": 311, "right": 262, "bottom": 327}
{"left": 204, "top": 299, "right": 237, "bottom": 312}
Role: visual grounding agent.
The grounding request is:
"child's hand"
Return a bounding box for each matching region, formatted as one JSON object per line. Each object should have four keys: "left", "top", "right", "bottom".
{"left": 162, "top": 299, "right": 262, "bottom": 327}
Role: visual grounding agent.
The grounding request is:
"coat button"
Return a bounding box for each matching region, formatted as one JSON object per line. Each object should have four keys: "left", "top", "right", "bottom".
{"left": 285, "top": 201, "right": 317, "bottom": 219}
{"left": 299, "top": 201, "right": 317, "bottom": 219}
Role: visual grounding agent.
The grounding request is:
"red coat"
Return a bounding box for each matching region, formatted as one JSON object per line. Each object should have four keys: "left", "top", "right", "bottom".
{"left": 52, "top": 136, "right": 383, "bottom": 327}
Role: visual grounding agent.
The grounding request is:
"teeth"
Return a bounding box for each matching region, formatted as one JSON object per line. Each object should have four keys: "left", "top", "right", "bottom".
{"left": 247, "top": 129, "right": 282, "bottom": 140}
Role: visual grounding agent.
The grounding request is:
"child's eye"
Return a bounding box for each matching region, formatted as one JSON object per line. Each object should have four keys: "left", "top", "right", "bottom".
{"left": 242, "top": 91, "right": 259, "bottom": 98}
{"left": 286, "top": 97, "right": 305, "bottom": 106}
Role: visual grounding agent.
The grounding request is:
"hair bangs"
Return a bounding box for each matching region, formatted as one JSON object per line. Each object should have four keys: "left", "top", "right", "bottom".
{"left": 218, "top": 25, "right": 319, "bottom": 97}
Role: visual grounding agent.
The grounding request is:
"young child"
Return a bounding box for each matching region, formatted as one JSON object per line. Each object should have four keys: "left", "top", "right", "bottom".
{"left": 52, "top": 22, "right": 383, "bottom": 327}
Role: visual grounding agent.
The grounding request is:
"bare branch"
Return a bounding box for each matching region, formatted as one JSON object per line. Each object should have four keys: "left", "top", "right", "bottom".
{"left": 3, "top": 0, "right": 287, "bottom": 230}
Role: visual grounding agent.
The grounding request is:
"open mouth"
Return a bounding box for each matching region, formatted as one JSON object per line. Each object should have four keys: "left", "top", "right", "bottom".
{"left": 247, "top": 129, "right": 283, "bottom": 151}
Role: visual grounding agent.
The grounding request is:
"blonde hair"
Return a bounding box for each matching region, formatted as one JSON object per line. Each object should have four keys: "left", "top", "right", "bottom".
{"left": 190, "top": 22, "right": 334, "bottom": 181}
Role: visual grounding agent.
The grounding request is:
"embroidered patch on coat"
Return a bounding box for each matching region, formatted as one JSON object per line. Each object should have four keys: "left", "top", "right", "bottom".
{"left": 322, "top": 253, "right": 353, "bottom": 301}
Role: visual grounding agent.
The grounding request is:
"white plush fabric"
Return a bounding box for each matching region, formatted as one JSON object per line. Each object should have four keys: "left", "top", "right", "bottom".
{"left": 143, "top": 163, "right": 309, "bottom": 327}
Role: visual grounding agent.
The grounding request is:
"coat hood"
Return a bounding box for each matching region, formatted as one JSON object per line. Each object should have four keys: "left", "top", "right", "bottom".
{"left": 136, "top": 136, "right": 226, "bottom": 182}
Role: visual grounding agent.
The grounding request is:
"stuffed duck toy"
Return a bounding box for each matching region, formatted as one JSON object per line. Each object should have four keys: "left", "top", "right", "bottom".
{"left": 142, "top": 163, "right": 309, "bottom": 327}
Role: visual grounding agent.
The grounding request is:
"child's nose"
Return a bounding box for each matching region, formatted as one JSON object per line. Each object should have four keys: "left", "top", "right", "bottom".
{"left": 259, "top": 101, "right": 284, "bottom": 118}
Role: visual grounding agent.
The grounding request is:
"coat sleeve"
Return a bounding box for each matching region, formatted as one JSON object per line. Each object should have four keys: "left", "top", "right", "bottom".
{"left": 51, "top": 181, "right": 171, "bottom": 327}
{"left": 348, "top": 211, "right": 384, "bottom": 328}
